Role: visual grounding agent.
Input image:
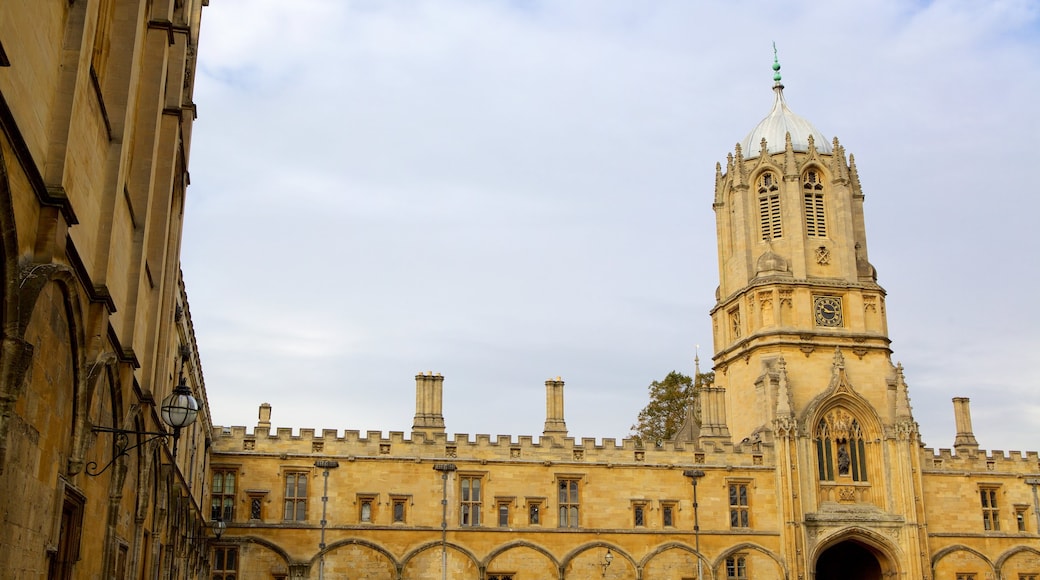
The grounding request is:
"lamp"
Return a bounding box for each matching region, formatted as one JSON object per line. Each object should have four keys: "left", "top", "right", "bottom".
{"left": 87, "top": 377, "right": 199, "bottom": 476}
{"left": 601, "top": 548, "right": 614, "bottom": 575}
{"left": 212, "top": 518, "right": 226, "bottom": 540}
{"left": 683, "top": 469, "right": 706, "bottom": 580}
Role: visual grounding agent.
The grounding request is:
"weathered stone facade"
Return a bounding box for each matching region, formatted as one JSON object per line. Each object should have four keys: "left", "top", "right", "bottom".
{"left": 208, "top": 78, "right": 1040, "bottom": 578}
{"left": 0, "top": 1, "right": 213, "bottom": 578}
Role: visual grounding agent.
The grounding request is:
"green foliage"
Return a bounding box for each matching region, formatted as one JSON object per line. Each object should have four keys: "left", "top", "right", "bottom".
{"left": 630, "top": 370, "right": 714, "bottom": 444}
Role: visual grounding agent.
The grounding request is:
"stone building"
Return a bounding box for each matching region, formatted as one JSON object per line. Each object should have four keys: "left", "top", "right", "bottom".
{"left": 0, "top": 1, "right": 215, "bottom": 578}
{"left": 207, "top": 60, "right": 1040, "bottom": 580}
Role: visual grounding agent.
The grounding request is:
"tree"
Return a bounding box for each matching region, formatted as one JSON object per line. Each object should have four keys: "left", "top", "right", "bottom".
{"left": 630, "top": 370, "right": 714, "bottom": 444}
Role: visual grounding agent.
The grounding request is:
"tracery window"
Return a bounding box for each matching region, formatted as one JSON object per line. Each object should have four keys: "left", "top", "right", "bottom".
{"left": 815, "top": 410, "right": 868, "bottom": 482}
{"left": 803, "top": 169, "right": 826, "bottom": 237}
{"left": 558, "top": 478, "right": 581, "bottom": 528}
{"left": 758, "top": 172, "right": 782, "bottom": 241}
{"left": 460, "top": 475, "right": 483, "bottom": 526}
{"left": 726, "top": 555, "right": 748, "bottom": 579}
{"left": 212, "top": 469, "right": 236, "bottom": 522}
{"left": 981, "top": 486, "right": 1000, "bottom": 531}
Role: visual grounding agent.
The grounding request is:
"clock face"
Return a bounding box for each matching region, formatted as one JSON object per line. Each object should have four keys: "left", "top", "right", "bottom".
{"left": 814, "top": 296, "right": 843, "bottom": 327}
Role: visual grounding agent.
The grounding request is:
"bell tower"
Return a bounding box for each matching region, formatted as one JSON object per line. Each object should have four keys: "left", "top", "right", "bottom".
{"left": 710, "top": 55, "right": 894, "bottom": 442}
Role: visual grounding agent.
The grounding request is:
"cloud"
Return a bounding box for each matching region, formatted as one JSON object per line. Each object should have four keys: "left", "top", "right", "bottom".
{"left": 185, "top": 0, "right": 1040, "bottom": 453}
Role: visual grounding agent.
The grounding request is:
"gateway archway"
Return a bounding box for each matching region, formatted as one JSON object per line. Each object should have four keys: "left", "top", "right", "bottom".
{"left": 815, "top": 540, "right": 883, "bottom": 580}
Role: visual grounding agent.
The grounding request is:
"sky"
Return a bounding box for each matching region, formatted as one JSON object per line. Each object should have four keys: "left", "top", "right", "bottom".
{"left": 183, "top": 0, "right": 1040, "bottom": 453}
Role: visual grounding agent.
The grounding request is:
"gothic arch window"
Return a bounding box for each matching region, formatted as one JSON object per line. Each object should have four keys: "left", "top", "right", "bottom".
{"left": 815, "top": 409, "right": 868, "bottom": 482}
{"left": 758, "top": 172, "right": 781, "bottom": 241}
{"left": 803, "top": 169, "right": 826, "bottom": 237}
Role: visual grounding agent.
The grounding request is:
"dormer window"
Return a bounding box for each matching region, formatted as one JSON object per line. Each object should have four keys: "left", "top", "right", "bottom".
{"left": 803, "top": 170, "right": 826, "bottom": 237}
{"left": 758, "top": 172, "right": 781, "bottom": 241}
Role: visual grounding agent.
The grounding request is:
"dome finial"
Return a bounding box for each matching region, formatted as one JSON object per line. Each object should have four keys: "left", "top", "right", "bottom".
{"left": 772, "top": 42, "right": 782, "bottom": 85}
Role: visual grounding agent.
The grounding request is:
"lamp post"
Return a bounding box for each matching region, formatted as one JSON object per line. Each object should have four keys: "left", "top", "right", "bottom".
{"left": 433, "top": 463, "right": 457, "bottom": 580}
{"left": 683, "top": 469, "right": 706, "bottom": 580}
{"left": 314, "top": 459, "right": 340, "bottom": 580}
{"left": 87, "top": 377, "right": 199, "bottom": 476}
{"left": 1026, "top": 478, "right": 1040, "bottom": 533}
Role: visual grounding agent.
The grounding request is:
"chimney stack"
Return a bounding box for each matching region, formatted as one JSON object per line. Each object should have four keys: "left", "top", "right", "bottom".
{"left": 543, "top": 377, "right": 568, "bottom": 439}
{"left": 952, "top": 397, "right": 979, "bottom": 455}
{"left": 412, "top": 372, "right": 446, "bottom": 435}
{"left": 257, "top": 402, "right": 272, "bottom": 431}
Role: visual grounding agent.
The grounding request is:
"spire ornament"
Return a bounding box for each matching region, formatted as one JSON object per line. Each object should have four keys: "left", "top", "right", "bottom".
{"left": 772, "top": 42, "right": 782, "bottom": 85}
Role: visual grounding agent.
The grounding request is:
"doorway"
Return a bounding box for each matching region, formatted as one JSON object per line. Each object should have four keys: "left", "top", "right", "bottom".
{"left": 815, "top": 540, "right": 882, "bottom": 580}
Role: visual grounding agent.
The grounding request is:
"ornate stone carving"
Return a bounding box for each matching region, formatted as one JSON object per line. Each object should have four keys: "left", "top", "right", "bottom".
{"left": 815, "top": 245, "right": 831, "bottom": 265}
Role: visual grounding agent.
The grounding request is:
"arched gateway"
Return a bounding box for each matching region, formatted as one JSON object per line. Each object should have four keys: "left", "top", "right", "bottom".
{"left": 814, "top": 539, "right": 890, "bottom": 580}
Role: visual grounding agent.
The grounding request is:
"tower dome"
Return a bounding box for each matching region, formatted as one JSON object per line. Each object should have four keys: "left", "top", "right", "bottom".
{"left": 739, "top": 54, "right": 832, "bottom": 159}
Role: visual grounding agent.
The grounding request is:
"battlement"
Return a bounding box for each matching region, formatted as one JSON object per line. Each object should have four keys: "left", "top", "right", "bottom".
{"left": 921, "top": 446, "right": 1040, "bottom": 473}
{"left": 210, "top": 425, "right": 772, "bottom": 467}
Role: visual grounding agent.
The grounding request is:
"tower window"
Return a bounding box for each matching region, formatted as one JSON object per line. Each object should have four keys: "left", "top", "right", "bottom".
{"left": 803, "top": 170, "right": 826, "bottom": 237}
{"left": 815, "top": 411, "right": 868, "bottom": 482}
{"left": 758, "top": 172, "right": 781, "bottom": 241}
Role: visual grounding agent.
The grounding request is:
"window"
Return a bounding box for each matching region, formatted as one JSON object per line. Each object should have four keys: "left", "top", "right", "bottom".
{"left": 981, "top": 487, "right": 1000, "bottom": 531}
{"left": 212, "top": 469, "right": 236, "bottom": 522}
{"left": 358, "top": 494, "right": 376, "bottom": 523}
{"left": 213, "top": 546, "right": 239, "bottom": 580}
{"left": 956, "top": 574, "right": 976, "bottom": 580}
{"left": 726, "top": 555, "right": 748, "bottom": 580}
{"left": 1016, "top": 505, "right": 1028, "bottom": 531}
{"left": 815, "top": 410, "right": 868, "bottom": 482}
{"left": 528, "top": 499, "right": 543, "bottom": 525}
{"left": 1020, "top": 574, "right": 1038, "bottom": 580}
{"left": 558, "top": 478, "right": 581, "bottom": 528}
{"left": 803, "top": 170, "right": 826, "bottom": 237}
{"left": 49, "top": 490, "right": 84, "bottom": 580}
{"left": 758, "top": 172, "right": 781, "bottom": 240}
{"left": 729, "top": 483, "right": 750, "bottom": 528}
{"left": 283, "top": 472, "right": 307, "bottom": 521}
{"left": 497, "top": 500, "right": 510, "bottom": 527}
{"left": 488, "top": 575, "right": 515, "bottom": 580}
{"left": 247, "top": 493, "right": 264, "bottom": 521}
{"left": 392, "top": 496, "right": 408, "bottom": 523}
{"left": 460, "top": 475, "right": 482, "bottom": 526}
{"left": 632, "top": 501, "right": 646, "bottom": 527}
{"left": 661, "top": 501, "right": 677, "bottom": 527}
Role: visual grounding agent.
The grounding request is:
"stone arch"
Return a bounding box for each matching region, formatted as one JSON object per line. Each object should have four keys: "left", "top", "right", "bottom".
{"left": 639, "top": 541, "right": 706, "bottom": 580}
{"left": 400, "top": 540, "right": 481, "bottom": 580}
{"left": 219, "top": 535, "right": 295, "bottom": 578}
{"left": 0, "top": 134, "right": 18, "bottom": 334}
{"left": 561, "top": 541, "right": 636, "bottom": 580}
{"left": 713, "top": 542, "right": 787, "bottom": 580}
{"left": 316, "top": 537, "right": 400, "bottom": 579}
{"left": 996, "top": 545, "right": 1040, "bottom": 578}
{"left": 484, "top": 540, "right": 561, "bottom": 577}
{"left": 0, "top": 267, "right": 88, "bottom": 575}
{"left": 931, "top": 544, "right": 994, "bottom": 579}
{"left": 813, "top": 527, "right": 901, "bottom": 580}
{"left": 802, "top": 364, "right": 884, "bottom": 441}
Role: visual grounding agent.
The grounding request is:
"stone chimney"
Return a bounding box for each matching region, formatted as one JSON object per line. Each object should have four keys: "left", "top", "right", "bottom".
{"left": 257, "top": 403, "right": 272, "bottom": 431}
{"left": 952, "top": 397, "right": 979, "bottom": 455}
{"left": 412, "top": 371, "right": 446, "bottom": 435}
{"left": 543, "top": 377, "right": 568, "bottom": 439}
{"left": 699, "top": 385, "right": 732, "bottom": 443}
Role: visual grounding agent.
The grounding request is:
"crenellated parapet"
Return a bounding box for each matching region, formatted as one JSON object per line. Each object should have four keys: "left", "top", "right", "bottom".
{"left": 921, "top": 446, "right": 1040, "bottom": 474}
{"left": 210, "top": 424, "right": 774, "bottom": 468}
